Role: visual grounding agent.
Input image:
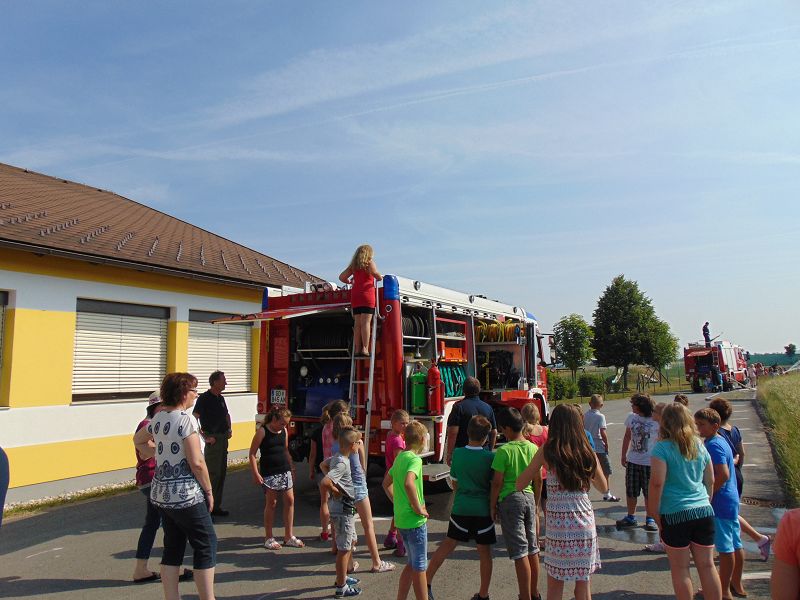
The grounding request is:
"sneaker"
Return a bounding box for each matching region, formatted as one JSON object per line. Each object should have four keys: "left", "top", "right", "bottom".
{"left": 334, "top": 584, "right": 362, "bottom": 598}
{"left": 470, "top": 595, "right": 490, "bottom": 600}
{"left": 644, "top": 518, "right": 659, "bottom": 532}
{"left": 332, "top": 576, "right": 360, "bottom": 588}
{"left": 758, "top": 535, "right": 771, "bottom": 561}
{"left": 616, "top": 515, "right": 639, "bottom": 528}
{"left": 383, "top": 532, "right": 397, "bottom": 549}
{"left": 603, "top": 494, "right": 621, "bottom": 502}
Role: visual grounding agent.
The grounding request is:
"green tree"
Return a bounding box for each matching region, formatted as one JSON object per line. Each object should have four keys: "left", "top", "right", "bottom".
{"left": 553, "top": 313, "right": 593, "bottom": 381}
{"left": 641, "top": 317, "right": 679, "bottom": 371}
{"left": 786, "top": 343, "right": 797, "bottom": 357}
{"left": 592, "top": 275, "right": 655, "bottom": 389}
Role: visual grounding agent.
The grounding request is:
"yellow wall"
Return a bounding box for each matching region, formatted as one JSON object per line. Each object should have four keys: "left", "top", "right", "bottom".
{"left": 1, "top": 307, "right": 75, "bottom": 408}
{"left": 0, "top": 248, "right": 262, "bottom": 303}
{"left": 7, "top": 420, "right": 258, "bottom": 487}
{"left": 168, "top": 321, "right": 189, "bottom": 372}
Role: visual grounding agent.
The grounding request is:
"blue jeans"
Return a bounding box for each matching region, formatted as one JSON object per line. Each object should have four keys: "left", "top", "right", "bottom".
{"left": 136, "top": 487, "right": 162, "bottom": 560}
{"left": 158, "top": 501, "right": 217, "bottom": 569}
{"left": 398, "top": 523, "right": 428, "bottom": 572}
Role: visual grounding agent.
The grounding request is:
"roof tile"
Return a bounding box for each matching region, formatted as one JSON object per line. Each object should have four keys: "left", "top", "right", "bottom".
{"left": 0, "top": 162, "right": 320, "bottom": 288}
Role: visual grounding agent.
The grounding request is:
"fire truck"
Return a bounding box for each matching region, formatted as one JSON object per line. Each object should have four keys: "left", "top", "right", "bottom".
{"left": 217, "top": 275, "right": 549, "bottom": 477}
{"left": 684, "top": 340, "right": 748, "bottom": 392}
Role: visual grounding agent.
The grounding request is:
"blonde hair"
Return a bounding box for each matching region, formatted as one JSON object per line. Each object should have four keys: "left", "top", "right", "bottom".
{"left": 391, "top": 409, "right": 409, "bottom": 423}
{"left": 589, "top": 394, "right": 604, "bottom": 408}
{"left": 520, "top": 402, "right": 540, "bottom": 437}
{"left": 349, "top": 244, "right": 373, "bottom": 270}
{"left": 404, "top": 421, "right": 427, "bottom": 452}
{"left": 332, "top": 413, "right": 354, "bottom": 439}
{"left": 338, "top": 427, "right": 360, "bottom": 450}
{"left": 323, "top": 400, "right": 349, "bottom": 425}
{"left": 659, "top": 404, "right": 699, "bottom": 460}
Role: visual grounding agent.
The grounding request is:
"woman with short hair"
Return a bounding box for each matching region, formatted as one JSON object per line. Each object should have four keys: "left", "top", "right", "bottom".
{"left": 134, "top": 373, "right": 217, "bottom": 600}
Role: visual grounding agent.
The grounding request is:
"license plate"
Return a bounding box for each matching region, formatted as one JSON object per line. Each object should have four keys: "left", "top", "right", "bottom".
{"left": 271, "top": 389, "right": 287, "bottom": 406}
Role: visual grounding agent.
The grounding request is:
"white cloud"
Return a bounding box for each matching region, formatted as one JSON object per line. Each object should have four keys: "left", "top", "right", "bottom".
{"left": 205, "top": 1, "right": 747, "bottom": 127}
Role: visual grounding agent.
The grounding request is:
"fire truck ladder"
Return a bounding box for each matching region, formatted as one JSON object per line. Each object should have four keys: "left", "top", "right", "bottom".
{"left": 348, "top": 292, "right": 379, "bottom": 453}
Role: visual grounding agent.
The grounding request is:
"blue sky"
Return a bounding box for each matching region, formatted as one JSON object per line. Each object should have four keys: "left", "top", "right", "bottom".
{"left": 2, "top": 1, "right": 798, "bottom": 353}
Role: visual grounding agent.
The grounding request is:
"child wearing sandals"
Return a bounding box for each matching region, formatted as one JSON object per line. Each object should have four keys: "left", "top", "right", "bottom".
{"left": 248, "top": 407, "right": 304, "bottom": 551}
{"left": 517, "top": 404, "right": 607, "bottom": 600}
{"left": 709, "top": 398, "right": 772, "bottom": 564}
{"left": 323, "top": 415, "right": 395, "bottom": 575}
{"left": 385, "top": 409, "right": 410, "bottom": 557}
{"left": 322, "top": 428, "right": 363, "bottom": 598}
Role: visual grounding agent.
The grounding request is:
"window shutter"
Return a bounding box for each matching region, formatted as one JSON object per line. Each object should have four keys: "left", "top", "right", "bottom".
{"left": 73, "top": 312, "right": 167, "bottom": 395}
{"left": 188, "top": 322, "right": 251, "bottom": 392}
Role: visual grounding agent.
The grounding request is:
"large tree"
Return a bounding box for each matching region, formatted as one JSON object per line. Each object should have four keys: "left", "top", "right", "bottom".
{"left": 592, "top": 275, "right": 656, "bottom": 389}
{"left": 641, "top": 317, "right": 679, "bottom": 371}
{"left": 786, "top": 343, "right": 797, "bottom": 357}
{"left": 553, "top": 313, "right": 593, "bottom": 381}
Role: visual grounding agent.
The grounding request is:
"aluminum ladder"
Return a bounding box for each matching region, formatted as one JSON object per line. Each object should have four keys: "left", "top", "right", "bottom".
{"left": 347, "top": 292, "right": 379, "bottom": 454}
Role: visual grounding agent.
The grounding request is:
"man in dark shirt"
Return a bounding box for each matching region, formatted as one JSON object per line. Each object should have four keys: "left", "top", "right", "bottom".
{"left": 445, "top": 376, "right": 497, "bottom": 465}
{"left": 703, "top": 322, "right": 711, "bottom": 347}
{"left": 193, "top": 370, "right": 231, "bottom": 517}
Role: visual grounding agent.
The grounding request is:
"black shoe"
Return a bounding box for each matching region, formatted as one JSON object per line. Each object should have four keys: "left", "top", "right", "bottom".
{"left": 211, "top": 508, "right": 229, "bottom": 517}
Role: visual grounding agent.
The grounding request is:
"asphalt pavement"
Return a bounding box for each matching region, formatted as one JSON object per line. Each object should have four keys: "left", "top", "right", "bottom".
{"left": 0, "top": 391, "right": 785, "bottom": 599}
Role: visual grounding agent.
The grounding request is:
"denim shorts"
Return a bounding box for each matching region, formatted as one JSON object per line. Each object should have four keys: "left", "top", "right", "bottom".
{"left": 714, "top": 517, "right": 743, "bottom": 553}
{"left": 354, "top": 482, "right": 369, "bottom": 503}
{"left": 398, "top": 523, "right": 428, "bottom": 572}
{"left": 158, "top": 501, "right": 217, "bottom": 569}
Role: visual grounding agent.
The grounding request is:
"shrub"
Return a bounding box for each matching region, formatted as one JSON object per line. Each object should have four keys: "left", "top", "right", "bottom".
{"left": 548, "top": 371, "right": 566, "bottom": 401}
{"left": 578, "top": 373, "right": 606, "bottom": 397}
{"left": 564, "top": 379, "right": 578, "bottom": 399}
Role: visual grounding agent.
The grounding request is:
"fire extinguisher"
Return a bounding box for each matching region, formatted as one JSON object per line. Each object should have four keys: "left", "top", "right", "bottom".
{"left": 427, "top": 360, "right": 443, "bottom": 415}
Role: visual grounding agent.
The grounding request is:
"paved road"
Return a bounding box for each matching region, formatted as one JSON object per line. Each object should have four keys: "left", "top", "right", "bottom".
{"left": 0, "top": 392, "right": 784, "bottom": 599}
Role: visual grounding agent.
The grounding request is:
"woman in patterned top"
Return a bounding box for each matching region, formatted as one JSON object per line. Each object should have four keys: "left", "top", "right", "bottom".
{"left": 134, "top": 372, "right": 217, "bottom": 600}
{"left": 517, "top": 403, "right": 606, "bottom": 600}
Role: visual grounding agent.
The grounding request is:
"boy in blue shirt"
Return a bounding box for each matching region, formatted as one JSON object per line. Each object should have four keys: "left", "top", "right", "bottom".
{"left": 695, "top": 408, "right": 744, "bottom": 599}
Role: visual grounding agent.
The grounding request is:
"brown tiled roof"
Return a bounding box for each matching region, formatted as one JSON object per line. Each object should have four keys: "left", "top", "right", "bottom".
{"left": 0, "top": 162, "right": 322, "bottom": 288}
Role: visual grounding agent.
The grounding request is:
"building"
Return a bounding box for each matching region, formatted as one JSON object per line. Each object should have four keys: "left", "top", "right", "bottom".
{"left": 0, "top": 162, "right": 319, "bottom": 492}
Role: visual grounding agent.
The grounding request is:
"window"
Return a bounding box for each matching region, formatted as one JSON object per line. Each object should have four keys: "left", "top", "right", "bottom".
{"left": 188, "top": 310, "right": 252, "bottom": 393}
{"left": 72, "top": 299, "right": 168, "bottom": 400}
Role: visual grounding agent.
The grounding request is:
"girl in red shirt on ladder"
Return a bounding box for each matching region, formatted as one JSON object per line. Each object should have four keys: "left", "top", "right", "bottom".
{"left": 339, "top": 244, "right": 383, "bottom": 357}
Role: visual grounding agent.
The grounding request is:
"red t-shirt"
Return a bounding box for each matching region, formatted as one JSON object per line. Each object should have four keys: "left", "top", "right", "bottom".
{"left": 775, "top": 508, "right": 800, "bottom": 567}
{"left": 351, "top": 268, "right": 376, "bottom": 308}
{"left": 525, "top": 425, "right": 549, "bottom": 479}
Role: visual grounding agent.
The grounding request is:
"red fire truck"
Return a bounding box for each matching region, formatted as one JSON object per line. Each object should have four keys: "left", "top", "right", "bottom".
{"left": 217, "top": 275, "right": 549, "bottom": 476}
{"left": 684, "top": 340, "right": 748, "bottom": 392}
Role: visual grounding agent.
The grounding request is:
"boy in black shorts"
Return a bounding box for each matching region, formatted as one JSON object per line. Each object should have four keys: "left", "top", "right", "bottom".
{"left": 426, "top": 415, "right": 496, "bottom": 600}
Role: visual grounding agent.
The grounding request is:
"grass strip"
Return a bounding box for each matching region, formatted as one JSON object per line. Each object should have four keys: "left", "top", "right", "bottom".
{"left": 756, "top": 372, "right": 800, "bottom": 506}
{"left": 3, "top": 457, "right": 251, "bottom": 520}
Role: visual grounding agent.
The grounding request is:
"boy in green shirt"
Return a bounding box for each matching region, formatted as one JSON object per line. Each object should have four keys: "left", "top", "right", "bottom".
{"left": 383, "top": 420, "right": 429, "bottom": 600}
{"left": 490, "top": 407, "right": 541, "bottom": 600}
{"left": 427, "top": 415, "right": 495, "bottom": 600}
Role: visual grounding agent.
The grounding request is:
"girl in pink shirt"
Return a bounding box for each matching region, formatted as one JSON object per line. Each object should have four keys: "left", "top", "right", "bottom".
{"left": 383, "top": 409, "right": 409, "bottom": 555}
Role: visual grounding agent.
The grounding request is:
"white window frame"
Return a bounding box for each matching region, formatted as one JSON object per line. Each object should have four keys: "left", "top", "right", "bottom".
{"left": 72, "top": 299, "right": 168, "bottom": 400}
{"left": 188, "top": 310, "right": 252, "bottom": 393}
